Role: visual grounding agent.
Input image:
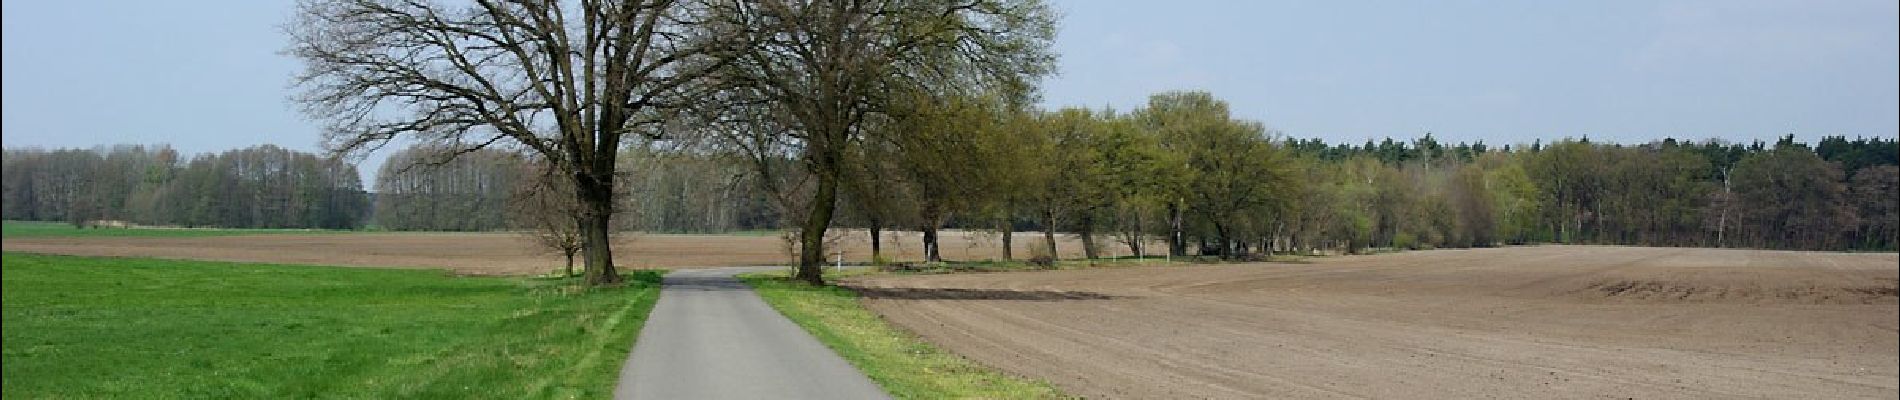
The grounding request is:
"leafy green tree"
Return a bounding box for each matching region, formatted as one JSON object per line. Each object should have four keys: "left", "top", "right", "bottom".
{"left": 1023, "top": 107, "right": 1105, "bottom": 261}
{"left": 1479, "top": 154, "right": 1544, "bottom": 244}
{"left": 715, "top": 0, "right": 1056, "bottom": 284}
{"left": 1143, "top": 92, "right": 1297, "bottom": 259}
{"left": 880, "top": 92, "right": 1018, "bottom": 262}
{"left": 1848, "top": 165, "right": 1897, "bottom": 249}
{"left": 1730, "top": 147, "right": 1855, "bottom": 249}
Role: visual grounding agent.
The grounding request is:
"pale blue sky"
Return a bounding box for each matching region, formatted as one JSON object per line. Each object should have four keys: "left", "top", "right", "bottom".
{"left": 4, "top": 0, "right": 1896, "bottom": 179}
{"left": 1042, "top": 0, "right": 1898, "bottom": 146}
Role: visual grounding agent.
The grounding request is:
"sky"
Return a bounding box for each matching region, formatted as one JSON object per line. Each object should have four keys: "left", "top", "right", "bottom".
{"left": 3, "top": 0, "right": 1896, "bottom": 179}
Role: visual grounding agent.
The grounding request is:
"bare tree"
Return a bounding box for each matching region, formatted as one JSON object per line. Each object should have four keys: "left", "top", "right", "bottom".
{"left": 290, "top": 0, "right": 746, "bottom": 285}
{"left": 510, "top": 162, "right": 588, "bottom": 276}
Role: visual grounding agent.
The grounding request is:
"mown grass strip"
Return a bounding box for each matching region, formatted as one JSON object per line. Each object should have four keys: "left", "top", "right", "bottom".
{"left": 1, "top": 252, "right": 661, "bottom": 399}
{"left": 740, "top": 272, "right": 1067, "bottom": 399}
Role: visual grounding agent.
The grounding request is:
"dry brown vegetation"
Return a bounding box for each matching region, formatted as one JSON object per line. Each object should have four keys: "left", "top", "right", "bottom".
{"left": 848, "top": 246, "right": 1899, "bottom": 399}
{"left": 0, "top": 230, "right": 1090, "bottom": 275}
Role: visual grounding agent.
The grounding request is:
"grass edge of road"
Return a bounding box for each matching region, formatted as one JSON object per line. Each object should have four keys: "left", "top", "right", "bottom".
{"left": 2, "top": 252, "right": 664, "bottom": 399}
{"left": 739, "top": 272, "right": 1069, "bottom": 400}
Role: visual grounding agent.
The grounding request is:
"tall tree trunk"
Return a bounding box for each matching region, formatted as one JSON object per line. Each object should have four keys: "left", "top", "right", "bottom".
{"left": 1043, "top": 209, "right": 1059, "bottom": 261}
{"left": 922, "top": 226, "right": 941, "bottom": 262}
{"left": 1078, "top": 215, "right": 1097, "bottom": 259}
{"left": 1079, "top": 231, "right": 1097, "bottom": 259}
{"left": 1716, "top": 169, "right": 1731, "bottom": 247}
{"left": 1000, "top": 223, "right": 1014, "bottom": 261}
{"left": 1167, "top": 202, "right": 1186, "bottom": 256}
{"left": 869, "top": 224, "right": 883, "bottom": 263}
{"left": 1123, "top": 232, "right": 1142, "bottom": 259}
{"left": 1129, "top": 213, "right": 1144, "bottom": 258}
{"left": 1213, "top": 223, "right": 1232, "bottom": 260}
{"left": 578, "top": 174, "right": 619, "bottom": 285}
{"left": 564, "top": 250, "right": 576, "bottom": 277}
{"left": 920, "top": 200, "right": 944, "bottom": 263}
{"left": 797, "top": 169, "right": 838, "bottom": 285}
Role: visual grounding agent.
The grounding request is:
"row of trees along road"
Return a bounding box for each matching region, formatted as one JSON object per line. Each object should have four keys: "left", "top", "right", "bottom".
{"left": 784, "top": 94, "right": 1897, "bottom": 260}
{"left": 2, "top": 145, "right": 368, "bottom": 229}
{"left": 366, "top": 89, "right": 1898, "bottom": 279}
{"left": 834, "top": 92, "right": 1887, "bottom": 262}
{"left": 290, "top": 0, "right": 1057, "bottom": 285}
{"left": 287, "top": 0, "right": 1893, "bottom": 285}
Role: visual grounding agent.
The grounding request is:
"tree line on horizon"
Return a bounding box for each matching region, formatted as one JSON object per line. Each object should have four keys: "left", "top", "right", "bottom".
{"left": 1279, "top": 132, "right": 1897, "bottom": 253}
{"left": 5, "top": 99, "right": 1895, "bottom": 260}
{"left": 2, "top": 144, "right": 368, "bottom": 229}
{"left": 369, "top": 143, "right": 778, "bottom": 234}
{"left": 0, "top": 143, "right": 777, "bottom": 236}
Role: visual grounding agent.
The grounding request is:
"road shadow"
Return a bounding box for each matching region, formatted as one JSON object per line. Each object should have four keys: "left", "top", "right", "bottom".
{"left": 852, "top": 287, "right": 1122, "bottom": 301}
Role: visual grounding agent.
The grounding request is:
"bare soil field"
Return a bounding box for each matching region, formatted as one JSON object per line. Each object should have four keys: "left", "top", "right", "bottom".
{"left": 1, "top": 229, "right": 1090, "bottom": 275}
{"left": 849, "top": 246, "right": 1900, "bottom": 399}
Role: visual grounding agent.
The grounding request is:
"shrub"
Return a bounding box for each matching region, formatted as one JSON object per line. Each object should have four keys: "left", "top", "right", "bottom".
{"left": 1393, "top": 232, "right": 1419, "bottom": 250}
{"left": 1028, "top": 255, "right": 1055, "bottom": 268}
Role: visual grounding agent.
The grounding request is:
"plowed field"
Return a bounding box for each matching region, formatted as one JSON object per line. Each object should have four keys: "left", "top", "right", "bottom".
{"left": 849, "top": 246, "right": 1900, "bottom": 399}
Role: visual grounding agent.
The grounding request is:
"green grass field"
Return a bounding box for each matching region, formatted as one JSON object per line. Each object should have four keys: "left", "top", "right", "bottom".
{"left": 740, "top": 273, "right": 1067, "bottom": 399}
{"left": 1, "top": 253, "right": 660, "bottom": 399}
{"left": 1, "top": 220, "right": 359, "bottom": 239}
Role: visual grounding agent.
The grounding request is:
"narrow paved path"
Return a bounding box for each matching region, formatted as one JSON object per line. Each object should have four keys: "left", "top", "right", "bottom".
{"left": 615, "top": 267, "right": 890, "bottom": 400}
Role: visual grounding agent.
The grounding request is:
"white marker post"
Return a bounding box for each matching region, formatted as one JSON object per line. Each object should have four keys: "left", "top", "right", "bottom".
{"left": 835, "top": 252, "right": 844, "bottom": 273}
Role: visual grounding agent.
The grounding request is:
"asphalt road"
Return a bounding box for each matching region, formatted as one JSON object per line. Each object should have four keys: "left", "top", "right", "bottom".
{"left": 614, "top": 267, "right": 890, "bottom": 400}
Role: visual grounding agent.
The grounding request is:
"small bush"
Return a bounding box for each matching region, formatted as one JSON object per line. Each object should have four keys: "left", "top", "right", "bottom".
{"left": 1393, "top": 232, "right": 1419, "bottom": 250}
{"left": 1026, "top": 237, "right": 1056, "bottom": 265}
{"left": 1028, "top": 255, "right": 1055, "bottom": 268}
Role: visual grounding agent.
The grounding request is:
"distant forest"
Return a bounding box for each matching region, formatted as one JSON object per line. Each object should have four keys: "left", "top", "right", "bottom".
{"left": 2, "top": 145, "right": 367, "bottom": 229}
{"left": 3, "top": 132, "right": 1894, "bottom": 252}
{"left": 367, "top": 144, "right": 776, "bottom": 233}
{"left": 1277, "top": 134, "right": 1896, "bottom": 252}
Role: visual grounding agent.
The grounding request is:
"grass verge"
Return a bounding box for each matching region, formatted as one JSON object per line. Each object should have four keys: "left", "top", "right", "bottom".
{"left": 739, "top": 272, "right": 1067, "bottom": 399}
{"left": 1, "top": 252, "right": 661, "bottom": 399}
{"left": 2, "top": 220, "right": 360, "bottom": 239}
